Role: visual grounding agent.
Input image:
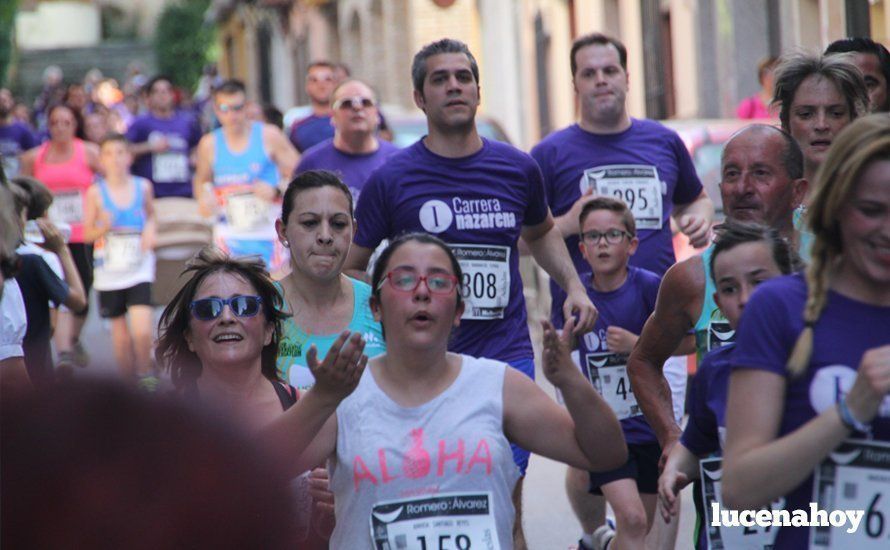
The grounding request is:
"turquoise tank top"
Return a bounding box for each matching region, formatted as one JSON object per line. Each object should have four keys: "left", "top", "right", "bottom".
{"left": 98, "top": 176, "right": 147, "bottom": 230}
{"left": 275, "top": 277, "right": 385, "bottom": 391}
{"left": 693, "top": 246, "right": 735, "bottom": 361}
{"left": 793, "top": 205, "right": 813, "bottom": 265}
{"left": 212, "top": 122, "right": 279, "bottom": 188}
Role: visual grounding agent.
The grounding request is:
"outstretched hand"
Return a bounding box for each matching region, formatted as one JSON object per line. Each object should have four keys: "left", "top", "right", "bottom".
{"left": 541, "top": 317, "right": 582, "bottom": 389}
{"left": 307, "top": 331, "right": 367, "bottom": 403}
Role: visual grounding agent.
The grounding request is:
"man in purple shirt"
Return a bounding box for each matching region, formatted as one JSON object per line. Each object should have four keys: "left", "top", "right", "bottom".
{"left": 0, "top": 89, "right": 38, "bottom": 178}
{"left": 344, "top": 38, "right": 597, "bottom": 548}
{"left": 530, "top": 33, "right": 715, "bottom": 550}
{"left": 126, "top": 76, "right": 202, "bottom": 198}
{"left": 288, "top": 61, "right": 337, "bottom": 153}
{"left": 295, "top": 79, "right": 397, "bottom": 201}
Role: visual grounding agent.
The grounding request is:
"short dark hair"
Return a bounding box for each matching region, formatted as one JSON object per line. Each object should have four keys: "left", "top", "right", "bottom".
{"left": 281, "top": 170, "right": 354, "bottom": 224}
{"left": 709, "top": 219, "right": 801, "bottom": 282}
{"left": 370, "top": 232, "right": 464, "bottom": 340}
{"left": 98, "top": 132, "right": 129, "bottom": 148}
{"left": 156, "top": 247, "right": 289, "bottom": 391}
{"left": 578, "top": 196, "right": 636, "bottom": 236}
{"left": 10, "top": 176, "right": 54, "bottom": 220}
{"left": 772, "top": 52, "right": 869, "bottom": 131}
{"left": 143, "top": 74, "right": 174, "bottom": 96}
{"left": 213, "top": 79, "right": 246, "bottom": 97}
{"left": 826, "top": 37, "right": 890, "bottom": 111}
{"left": 571, "top": 33, "right": 628, "bottom": 76}
{"left": 1, "top": 378, "right": 298, "bottom": 549}
{"left": 411, "top": 38, "right": 480, "bottom": 93}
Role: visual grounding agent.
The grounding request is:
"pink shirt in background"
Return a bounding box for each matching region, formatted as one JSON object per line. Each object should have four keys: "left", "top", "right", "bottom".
{"left": 736, "top": 95, "right": 773, "bottom": 119}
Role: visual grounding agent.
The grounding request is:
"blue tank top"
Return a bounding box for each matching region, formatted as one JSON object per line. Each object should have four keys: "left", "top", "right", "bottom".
{"left": 212, "top": 122, "right": 279, "bottom": 188}
{"left": 98, "top": 176, "right": 147, "bottom": 230}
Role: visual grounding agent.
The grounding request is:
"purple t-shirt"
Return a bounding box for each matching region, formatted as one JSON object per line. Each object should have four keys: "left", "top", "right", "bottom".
{"left": 354, "top": 138, "right": 549, "bottom": 363}
{"left": 682, "top": 342, "right": 734, "bottom": 457}
{"left": 126, "top": 112, "right": 202, "bottom": 198}
{"left": 530, "top": 120, "right": 703, "bottom": 327}
{"left": 0, "top": 121, "right": 38, "bottom": 177}
{"left": 731, "top": 273, "right": 890, "bottom": 549}
{"left": 575, "top": 266, "right": 660, "bottom": 444}
{"left": 295, "top": 138, "right": 399, "bottom": 202}
{"left": 288, "top": 114, "right": 334, "bottom": 153}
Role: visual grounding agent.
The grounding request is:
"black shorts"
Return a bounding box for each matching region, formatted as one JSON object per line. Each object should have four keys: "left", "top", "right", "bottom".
{"left": 98, "top": 282, "right": 152, "bottom": 318}
{"left": 588, "top": 442, "right": 661, "bottom": 495}
{"left": 68, "top": 243, "right": 93, "bottom": 315}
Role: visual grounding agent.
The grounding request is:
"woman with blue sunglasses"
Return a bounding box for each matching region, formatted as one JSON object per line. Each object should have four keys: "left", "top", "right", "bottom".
{"left": 156, "top": 246, "right": 363, "bottom": 547}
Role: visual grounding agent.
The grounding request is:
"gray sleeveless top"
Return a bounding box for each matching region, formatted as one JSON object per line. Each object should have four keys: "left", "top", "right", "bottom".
{"left": 329, "top": 354, "right": 521, "bottom": 548}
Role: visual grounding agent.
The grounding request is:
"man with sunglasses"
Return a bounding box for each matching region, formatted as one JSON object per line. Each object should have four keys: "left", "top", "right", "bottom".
{"left": 192, "top": 80, "right": 298, "bottom": 272}
{"left": 294, "top": 79, "right": 398, "bottom": 202}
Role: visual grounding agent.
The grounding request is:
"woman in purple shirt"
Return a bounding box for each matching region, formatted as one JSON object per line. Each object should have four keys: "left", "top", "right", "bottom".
{"left": 722, "top": 114, "right": 890, "bottom": 549}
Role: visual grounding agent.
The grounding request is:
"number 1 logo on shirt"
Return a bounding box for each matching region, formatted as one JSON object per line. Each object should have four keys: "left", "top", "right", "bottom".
{"left": 419, "top": 200, "right": 454, "bottom": 234}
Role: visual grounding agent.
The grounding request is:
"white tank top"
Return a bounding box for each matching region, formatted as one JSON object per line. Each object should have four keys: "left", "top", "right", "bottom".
{"left": 329, "top": 354, "right": 521, "bottom": 549}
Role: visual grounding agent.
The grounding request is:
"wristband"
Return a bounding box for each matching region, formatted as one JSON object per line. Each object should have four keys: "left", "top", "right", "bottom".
{"left": 837, "top": 397, "right": 871, "bottom": 433}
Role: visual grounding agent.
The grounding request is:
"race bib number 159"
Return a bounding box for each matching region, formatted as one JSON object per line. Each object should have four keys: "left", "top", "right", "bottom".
{"left": 371, "top": 492, "right": 500, "bottom": 550}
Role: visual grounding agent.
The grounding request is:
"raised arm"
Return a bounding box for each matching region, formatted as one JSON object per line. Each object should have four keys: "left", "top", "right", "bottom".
{"left": 262, "top": 331, "right": 367, "bottom": 477}
{"left": 504, "top": 318, "right": 627, "bottom": 472}
{"left": 626, "top": 257, "right": 703, "bottom": 464}
{"left": 35, "top": 219, "right": 87, "bottom": 314}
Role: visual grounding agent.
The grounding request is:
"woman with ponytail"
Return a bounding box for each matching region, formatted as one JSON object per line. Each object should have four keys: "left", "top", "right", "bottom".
{"left": 721, "top": 113, "right": 890, "bottom": 549}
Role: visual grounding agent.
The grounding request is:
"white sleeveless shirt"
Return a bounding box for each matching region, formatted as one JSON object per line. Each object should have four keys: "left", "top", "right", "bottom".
{"left": 329, "top": 354, "right": 521, "bottom": 549}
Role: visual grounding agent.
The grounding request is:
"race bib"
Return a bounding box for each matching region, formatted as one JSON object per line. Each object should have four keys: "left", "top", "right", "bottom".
{"left": 581, "top": 165, "right": 664, "bottom": 230}
{"left": 103, "top": 231, "right": 143, "bottom": 272}
{"left": 708, "top": 309, "right": 735, "bottom": 352}
{"left": 452, "top": 244, "right": 510, "bottom": 321}
{"left": 225, "top": 191, "right": 268, "bottom": 231}
{"left": 49, "top": 190, "right": 84, "bottom": 225}
{"left": 370, "top": 492, "right": 500, "bottom": 550}
{"left": 1, "top": 154, "right": 20, "bottom": 177}
{"left": 811, "top": 439, "right": 890, "bottom": 548}
{"left": 701, "top": 457, "right": 783, "bottom": 549}
{"left": 582, "top": 351, "right": 639, "bottom": 420}
{"left": 152, "top": 152, "right": 189, "bottom": 183}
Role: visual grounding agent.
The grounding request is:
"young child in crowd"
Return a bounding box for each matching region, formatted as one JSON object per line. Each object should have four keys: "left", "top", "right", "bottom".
{"left": 83, "top": 133, "right": 157, "bottom": 389}
{"left": 572, "top": 197, "right": 662, "bottom": 550}
{"left": 657, "top": 220, "right": 799, "bottom": 549}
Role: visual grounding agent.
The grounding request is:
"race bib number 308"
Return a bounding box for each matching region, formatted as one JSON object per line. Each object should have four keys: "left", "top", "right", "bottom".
{"left": 451, "top": 244, "right": 510, "bottom": 321}
{"left": 371, "top": 492, "right": 499, "bottom": 550}
{"left": 811, "top": 439, "right": 890, "bottom": 549}
{"left": 581, "top": 165, "right": 665, "bottom": 230}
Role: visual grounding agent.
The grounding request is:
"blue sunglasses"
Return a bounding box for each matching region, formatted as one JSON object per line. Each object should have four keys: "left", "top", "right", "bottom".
{"left": 189, "top": 295, "right": 263, "bottom": 321}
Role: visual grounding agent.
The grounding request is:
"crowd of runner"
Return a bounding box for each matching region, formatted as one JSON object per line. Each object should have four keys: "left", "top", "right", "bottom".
{"left": 1, "top": 32, "right": 889, "bottom": 550}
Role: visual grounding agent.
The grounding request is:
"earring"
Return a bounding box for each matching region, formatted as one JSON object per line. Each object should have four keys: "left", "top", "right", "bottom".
{"left": 282, "top": 240, "right": 289, "bottom": 247}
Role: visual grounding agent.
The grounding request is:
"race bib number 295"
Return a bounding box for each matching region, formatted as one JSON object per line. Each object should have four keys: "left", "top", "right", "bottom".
{"left": 581, "top": 165, "right": 664, "bottom": 230}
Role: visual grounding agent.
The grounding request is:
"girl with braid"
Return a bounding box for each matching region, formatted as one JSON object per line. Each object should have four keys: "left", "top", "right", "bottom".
{"left": 720, "top": 113, "right": 890, "bottom": 549}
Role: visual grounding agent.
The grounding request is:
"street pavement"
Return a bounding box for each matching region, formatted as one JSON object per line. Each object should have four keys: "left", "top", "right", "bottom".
{"left": 77, "top": 285, "right": 696, "bottom": 550}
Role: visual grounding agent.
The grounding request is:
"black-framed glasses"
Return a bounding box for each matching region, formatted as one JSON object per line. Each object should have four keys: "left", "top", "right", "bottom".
{"left": 333, "top": 96, "right": 375, "bottom": 111}
{"left": 581, "top": 229, "right": 631, "bottom": 245}
{"left": 189, "top": 295, "right": 263, "bottom": 321}
{"left": 377, "top": 268, "right": 459, "bottom": 294}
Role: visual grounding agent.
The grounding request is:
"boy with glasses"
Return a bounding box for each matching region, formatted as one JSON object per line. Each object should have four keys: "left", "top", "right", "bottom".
{"left": 574, "top": 196, "right": 663, "bottom": 550}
